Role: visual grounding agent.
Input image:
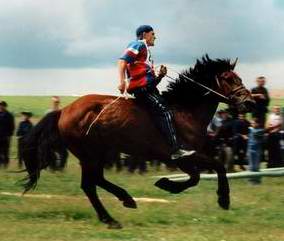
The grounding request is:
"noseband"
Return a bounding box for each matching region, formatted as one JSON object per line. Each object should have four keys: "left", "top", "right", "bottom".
{"left": 217, "top": 71, "right": 248, "bottom": 104}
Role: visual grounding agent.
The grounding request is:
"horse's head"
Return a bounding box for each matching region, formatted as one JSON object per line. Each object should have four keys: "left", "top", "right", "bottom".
{"left": 215, "top": 59, "right": 255, "bottom": 113}
{"left": 163, "top": 55, "right": 255, "bottom": 113}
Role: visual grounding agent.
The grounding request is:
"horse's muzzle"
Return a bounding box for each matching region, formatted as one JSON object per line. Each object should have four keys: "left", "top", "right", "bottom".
{"left": 238, "top": 100, "right": 255, "bottom": 113}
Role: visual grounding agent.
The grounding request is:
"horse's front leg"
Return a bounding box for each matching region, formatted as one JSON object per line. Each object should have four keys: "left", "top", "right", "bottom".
{"left": 155, "top": 155, "right": 200, "bottom": 193}
{"left": 197, "top": 154, "right": 230, "bottom": 210}
{"left": 214, "top": 161, "right": 230, "bottom": 209}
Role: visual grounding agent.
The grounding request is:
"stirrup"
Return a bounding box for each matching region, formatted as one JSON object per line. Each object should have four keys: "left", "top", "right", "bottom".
{"left": 171, "top": 149, "right": 196, "bottom": 160}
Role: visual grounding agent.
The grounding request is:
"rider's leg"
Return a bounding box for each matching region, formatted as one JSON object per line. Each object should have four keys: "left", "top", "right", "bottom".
{"left": 134, "top": 88, "right": 178, "bottom": 149}
{"left": 134, "top": 88, "right": 195, "bottom": 158}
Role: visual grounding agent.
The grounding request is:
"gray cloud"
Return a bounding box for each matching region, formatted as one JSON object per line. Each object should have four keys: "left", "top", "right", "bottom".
{"left": 0, "top": 0, "right": 283, "bottom": 68}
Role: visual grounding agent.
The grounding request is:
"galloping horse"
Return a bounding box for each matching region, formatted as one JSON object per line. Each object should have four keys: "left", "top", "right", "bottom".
{"left": 22, "top": 55, "right": 255, "bottom": 228}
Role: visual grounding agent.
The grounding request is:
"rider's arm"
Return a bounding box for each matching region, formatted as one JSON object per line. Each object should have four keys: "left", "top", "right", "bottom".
{"left": 118, "top": 42, "right": 143, "bottom": 94}
{"left": 155, "top": 65, "right": 167, "bottom": 84}
{"left": 118, "top": 59, "right": 128, "bottom": 94}
{"left": 118, "top": 59, "right": 127, "bottom": 84}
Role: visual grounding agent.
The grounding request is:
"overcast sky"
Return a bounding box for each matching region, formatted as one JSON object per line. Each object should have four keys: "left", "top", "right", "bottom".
{"left": 0, "top": 0, "right": 284, "bottom": 95}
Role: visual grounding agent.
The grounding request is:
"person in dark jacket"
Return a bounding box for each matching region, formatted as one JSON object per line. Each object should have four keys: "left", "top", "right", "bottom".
{"left": 216, "top": 110, "right": 234, "bottom": 144}
{"left": 232, "top": 113, "right": 250, "bottom": 169}
{"left": 215, "top": 110, "right": 235, "bottom": 171}
{"left": 16, "top": 112, "right": 33, "bottom": 168}
{"left": 0, "top": 101, "right": 15, "bottom": 168}
{"left": 251, "top": 76, "right": 270, "bottom": 128}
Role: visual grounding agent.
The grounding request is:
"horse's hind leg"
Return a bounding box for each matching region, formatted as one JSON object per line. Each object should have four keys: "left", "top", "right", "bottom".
{"left": 98, "top": 178, "right": 137, "bottom": 209}
{"left": 80, "top": 162, "right": 122, "bottom": 229}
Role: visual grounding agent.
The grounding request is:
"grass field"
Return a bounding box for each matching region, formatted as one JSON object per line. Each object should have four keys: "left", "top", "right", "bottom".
{"left": 1, "top": 159, "right": 284, "bottom": 241}
{"left": 0, "top": 96, "right": 284, "bottom": 241}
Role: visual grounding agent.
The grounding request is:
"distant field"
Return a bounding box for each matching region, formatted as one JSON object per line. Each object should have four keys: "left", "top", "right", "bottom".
{"left": 0, "top": 95, "right": 284, "bottom": 118}
{"left": 0, "top": 96, "right": 77, "bottom": 117}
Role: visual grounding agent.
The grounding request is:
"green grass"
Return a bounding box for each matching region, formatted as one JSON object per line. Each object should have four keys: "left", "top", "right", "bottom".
{"left": 0, "top": 96, "right": 284, "bottom": 241}
{"left": 0, "top": 159, "right": 284, "bottom": 241}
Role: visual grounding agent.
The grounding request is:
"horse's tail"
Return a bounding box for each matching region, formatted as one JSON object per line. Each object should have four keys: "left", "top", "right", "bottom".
{"left": 22, "top": 110, "right": 64, "bottom": 193}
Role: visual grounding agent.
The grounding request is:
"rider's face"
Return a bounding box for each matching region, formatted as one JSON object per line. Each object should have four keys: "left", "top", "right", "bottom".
{"left": 144, "top": 31, "right": 156, "bottom": 46}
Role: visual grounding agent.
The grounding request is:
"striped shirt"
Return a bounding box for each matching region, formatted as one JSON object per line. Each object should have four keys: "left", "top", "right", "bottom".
{"left": 120, "top": 40, "right": 156, "bottom": 92}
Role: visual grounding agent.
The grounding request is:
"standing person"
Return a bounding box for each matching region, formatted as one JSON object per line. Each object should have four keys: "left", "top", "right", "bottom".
{"left": 266, "top": 105, "right": 284, "bottom": 168}
{"left": 251, "top": 76, "right": 270, "bottom": 128}
{"left": 46, "top": 96, "right": 61, "bottom": 114}
{"left": 16, "top": 112, "right": 33, "bottom": 168}
{"left": 206, "top": 110, "right": 225, "bottom": 164}
{"left": 208, "top": 110, "right": 224, "bottom": 134}
{"left": 215, "top": 110, "right": 234, "bottom": 171}
{"left": 227, "top": 103, "right": 239, "bottom": 120}
{"left": 0, "top": 101, "right": 15, "bottom": 168}
{"left": 118, "top": 25, "right": 195, "bottom": 159}
{"left": 246, "top": 118, "right": 265, "bottom": 184}
{"left": 246, "top": 119, "right": 275, "bottom": 184}
{"left": 232, "top": 113, "right": 250, "bottom": 170}
{"left": 45, "top": 96, "right": 68, "bottom": 170}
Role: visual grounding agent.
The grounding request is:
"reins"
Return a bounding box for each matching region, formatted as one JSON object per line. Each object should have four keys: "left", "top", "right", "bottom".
{"left": 86, "top": 66, "right": 233, "bottom": 136}
{"left": 85, "top": 81, "right": 129, "bottom": 136}
{"left": 85, "top": 95, "right": 122, "bottom": 135}
{"left": 166, "top": 66, "right": 229, "bottom": 101}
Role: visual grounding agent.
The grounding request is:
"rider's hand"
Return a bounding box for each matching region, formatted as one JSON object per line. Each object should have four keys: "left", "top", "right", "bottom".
{"left": 118, "top": 81, "right": 126, "bottom": 94}
{"left": 158, "top": 65, "right": 167, "bottom": 78}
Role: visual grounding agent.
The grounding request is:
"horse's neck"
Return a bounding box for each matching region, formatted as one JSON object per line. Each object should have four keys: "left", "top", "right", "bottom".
{"left": 193, "top": 100, "right": 219, "bottom": 129}
{"left": 175, "top": 98, "right": 219, "bottom": 132}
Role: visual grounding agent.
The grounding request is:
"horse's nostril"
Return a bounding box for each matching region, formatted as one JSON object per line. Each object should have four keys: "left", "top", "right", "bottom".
{"left": 244, "top": 101, "right": 255, "bottom": 112}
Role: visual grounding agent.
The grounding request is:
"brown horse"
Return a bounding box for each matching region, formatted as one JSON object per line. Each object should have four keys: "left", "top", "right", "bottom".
{"left": 22, "top": 55, "right": 255, "bottom": 228}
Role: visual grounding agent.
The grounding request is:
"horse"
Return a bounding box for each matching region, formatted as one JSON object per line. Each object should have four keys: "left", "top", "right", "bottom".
{"left": 21, "top": 55, "right": 255, "bottom": 229}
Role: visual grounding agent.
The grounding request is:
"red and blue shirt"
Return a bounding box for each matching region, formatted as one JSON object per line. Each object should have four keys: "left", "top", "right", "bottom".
{"left": 120, "top": 40, "right": 156, "bottom": 92}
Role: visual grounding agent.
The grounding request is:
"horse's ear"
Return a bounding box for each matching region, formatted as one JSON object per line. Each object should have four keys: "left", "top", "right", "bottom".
{"left": 205, "top": 54, "right": 210, "bottom": 62}
{"left": 231, "top": 57, "right": 238, "bottom": 69}
{"left": 196, "top": 59, "right": 201, "bottom": 66}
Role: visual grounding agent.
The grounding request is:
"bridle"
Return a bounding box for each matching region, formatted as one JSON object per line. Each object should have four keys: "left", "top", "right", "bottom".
{"left": 216, "top": 71, "right": 249, "bottom": 104}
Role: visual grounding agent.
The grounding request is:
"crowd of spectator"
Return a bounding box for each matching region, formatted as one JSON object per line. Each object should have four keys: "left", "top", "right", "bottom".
{"left": 0, "top": 96, "right": 67, "bottom": 170}
{"left": 0, "top": 76, "right": 284, "bottom": 179}
{"left": 207, "top": 76, "right": 284, "bottom": 184}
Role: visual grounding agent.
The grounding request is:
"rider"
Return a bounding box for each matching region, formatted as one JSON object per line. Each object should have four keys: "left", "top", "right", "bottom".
{"left": 118, "top": 25, "right": 195, "bottom": 159}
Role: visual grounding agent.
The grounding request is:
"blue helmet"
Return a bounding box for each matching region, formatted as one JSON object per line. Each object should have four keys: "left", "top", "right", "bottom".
{"left": 136, "top": 25, "right": 153, "bottom": 39}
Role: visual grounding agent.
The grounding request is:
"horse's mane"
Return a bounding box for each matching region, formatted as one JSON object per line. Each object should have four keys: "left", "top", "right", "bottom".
{"left": 162, "top": 55, "right": 235, "bottom": 106}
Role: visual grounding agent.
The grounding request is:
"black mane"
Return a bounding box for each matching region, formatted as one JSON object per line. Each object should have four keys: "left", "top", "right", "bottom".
{"left": 162, "top": 55, "right": 234, "bottom": 106}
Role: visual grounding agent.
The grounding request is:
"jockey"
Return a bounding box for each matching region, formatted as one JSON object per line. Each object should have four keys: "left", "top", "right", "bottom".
{"left": 118, "top": 25, "right": 195, "bottom": 159}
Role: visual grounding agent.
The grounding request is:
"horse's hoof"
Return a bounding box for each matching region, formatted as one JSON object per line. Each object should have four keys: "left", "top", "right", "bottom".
{"left": 107, "top": 220, "right": 123, "bottom": 229}
{"left": 155, "top": 178, "right": 170, "bottom": 189}
{"left": 218, "top": 196, "right": 230, "bottom": 210}
{"left": 155, "top": 178, "right": 182, "bottom": 194}
{"left": 123, "top": 198, "right": 137, "bottom": 209}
